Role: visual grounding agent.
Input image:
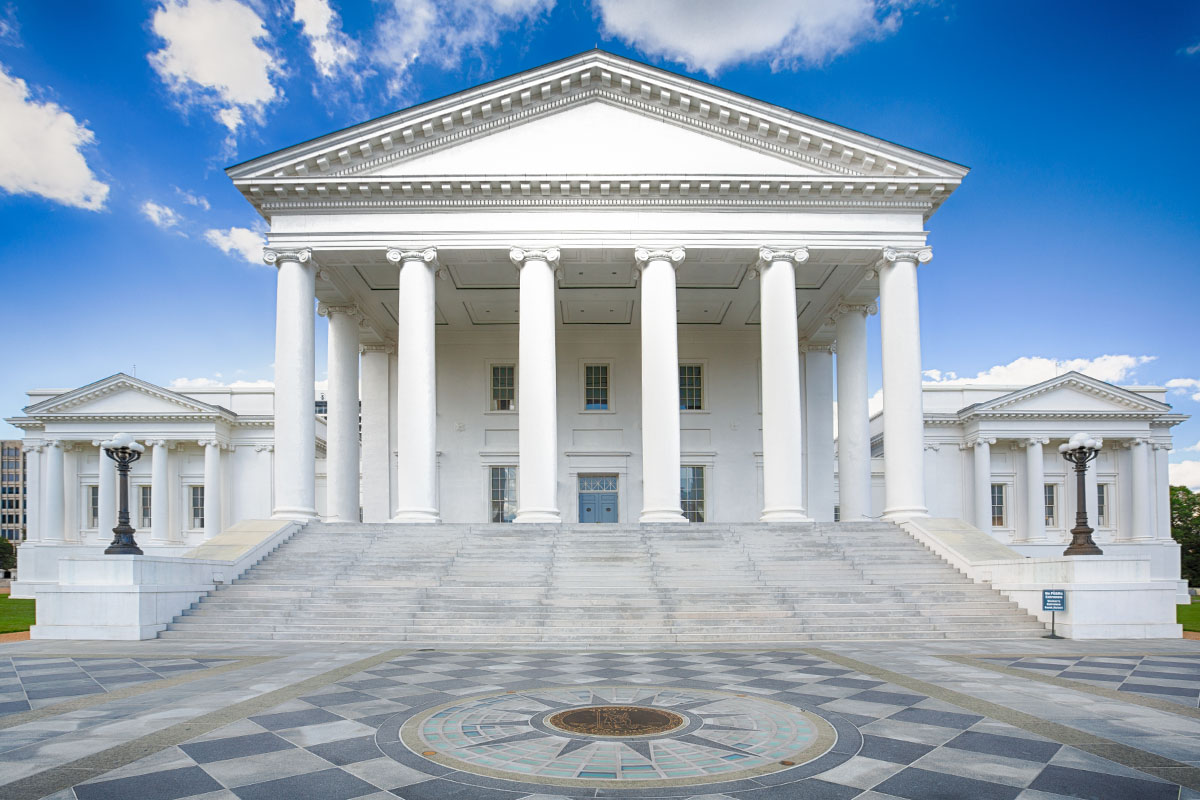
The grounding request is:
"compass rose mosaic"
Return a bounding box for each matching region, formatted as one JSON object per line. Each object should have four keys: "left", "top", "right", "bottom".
{"left": 381, "top": 685, "right": 852, "bottom": 792}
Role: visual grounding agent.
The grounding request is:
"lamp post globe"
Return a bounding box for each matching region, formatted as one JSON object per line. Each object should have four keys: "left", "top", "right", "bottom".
{"left": 1059, "top": 432, "right": 1103, "bottom": 557}
{"left": 101, "top": 433, "right": 145, "bottom": 556}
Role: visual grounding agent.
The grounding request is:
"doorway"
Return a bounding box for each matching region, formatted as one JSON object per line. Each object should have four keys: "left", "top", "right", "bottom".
{"left": 578, "top": 475, "right": 618, "bottom": 523}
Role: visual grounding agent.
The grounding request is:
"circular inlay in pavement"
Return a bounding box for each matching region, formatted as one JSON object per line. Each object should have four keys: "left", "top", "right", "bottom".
{"left": 387, "top": 685, "right": 846, "bottom": 790}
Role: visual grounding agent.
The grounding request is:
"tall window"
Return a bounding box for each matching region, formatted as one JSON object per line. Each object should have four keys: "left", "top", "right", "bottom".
{"left": 869, "top": 435, "right": 885, "bottom": 458}
{"left": 584, "top": 364, "right": 609, "bottom": 410}
{"left": 1044, "top": 484, "right": 1058, "bottom": 528}
{"left": 681, "top": 466, "right": 705, "bottom": 522}
{"left": 679, "top": 364, "right": 703, "bottom": 410}
{"left": 139, "top": 486, "right": 152, "bottom": 529}
{"left": 87, "top": 485, "right": 99, "bottom": 528}
{"left": 190, "top": 486, "right": 204, "bottom": 529}
{"left": 489, "top": 466, "right": 517, "bottom": 523}
{"left": 491, "top": 365, "right": 515, "bottom": 411}
{"left": 990, "top": 483, "right": 1007, "bottom": 528}
{"left": 1097, "top": 483, "right": 1110, "bottom": 527}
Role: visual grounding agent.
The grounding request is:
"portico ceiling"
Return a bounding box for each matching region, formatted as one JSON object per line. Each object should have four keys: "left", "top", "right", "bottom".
{"left": 312, "top": 246, "right": 882, "bottom": 344}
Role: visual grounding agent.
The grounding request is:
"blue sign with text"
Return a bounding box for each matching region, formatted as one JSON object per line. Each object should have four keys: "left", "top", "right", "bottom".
{"left": 1042, "top": 590, "right": 1066, "bottom": 612}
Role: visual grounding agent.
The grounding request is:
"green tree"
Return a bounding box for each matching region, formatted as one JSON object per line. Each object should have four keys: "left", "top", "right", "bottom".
{"left": 0, "top": 538, "right": 14, "bottom": 573}
{"left": 1171, "top": 486, "right": 1200, "bottom": 586}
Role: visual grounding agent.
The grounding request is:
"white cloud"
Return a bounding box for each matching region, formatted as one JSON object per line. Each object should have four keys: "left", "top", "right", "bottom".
{"left": 373, "top": 0, "right": 554, "bottom": 97}
{"left": 148, "top": 0, "right": 282, "bottom": 143}
{"left": 0, "top": 5, "right": 19, "bottom": 45}
{"left": 170, "top": 376, "right": 276, "bottom": 389}
{"left": 1184, "top": 439, "right": 1200, "bottom": 453}
{"left": 1170, "top": 460, "right": 1200, "bottom": 491}
{"left": 1166, "top": 378, "right": 1200, "bottom": 402}
{"left": 0, "top": 63, "right": 109, "bottom": 210}
{"left": 922, "top": 355, "right": 1156, "bottom": 387}
{"left": 1184, "top": 40, "right": 1200, "bottom": 56}
{"left": 204, "top": 225, "right": 265, "bottom": 264}
{"left": 593, "top": 0, "right": 906, "bottom": 75}
{"left": 140, "top": 200, "right": 183, "bottom": 230}
{"left": 174, "top": 185, "right": 210, "bottom": 210}
{"left": 292, "top": 0, "right": 357, "bottom": 78}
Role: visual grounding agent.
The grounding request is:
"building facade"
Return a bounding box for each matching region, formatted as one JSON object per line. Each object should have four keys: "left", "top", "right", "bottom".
{"left": 0, "top": 440, "right": 25, "bottom": 541}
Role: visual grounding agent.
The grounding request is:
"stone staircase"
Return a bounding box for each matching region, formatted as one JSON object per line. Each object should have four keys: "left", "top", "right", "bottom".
{"left": 159, "top": 521, "right": 1049, "bottom": 645}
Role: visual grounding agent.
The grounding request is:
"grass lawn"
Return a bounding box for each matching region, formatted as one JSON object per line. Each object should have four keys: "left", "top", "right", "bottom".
{"left": 0, "top": 595, "right": 35, "bottom": 633}
{"left": 1180, "top": 599, "right": 1200, "bottom": 633}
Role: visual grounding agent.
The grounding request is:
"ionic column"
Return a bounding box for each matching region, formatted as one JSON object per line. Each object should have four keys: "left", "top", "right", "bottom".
{"left": 149, "top": 440, "right": 170, "bottom": 544}
{"left": 93, "top": 439, "right": 115, "bottom": 541}
{"left": 201, "top": 440, "right": 223, "bottom": 540}
{"left": 972, "top": 437, "right": 994, "bottom": 531}
{"left": 1154, "top": 443, "right": 1171, "bottom": 538}
{"left": 1023, "top": 437, "right": 1049, "bottom": 541}
{"left": 834, "top": 303, "right": 875, "bottom": 520}
{"left": 636, "top": 247, "right": 686, "bottom": 523}
{"left": 43, "top": 441, "right": 65, "bottom": 543}
{"left": 511, "top": 247, "right": 561, "bottom": 523}
{"left": 1128, "top": 438, "right": 1151, "bottom": 540}
{"left": 387, "top": 247, "right": 440, "bottom": 522}
{"left": 264, "top": 247, "right": 317, "bottom": 520}
{"left": 803, "top": 344, "right": 835, "bottom": 522}
{"left": 879, "top": 247, "right": 932, "bottom": 518}
{"left": 320, "top": 303, "right": 361, "bottom": 522}
{"left": 360, "top": 344, "right": 393, "bottom": 523}
{"left": 22, "top": 444, "right": 42, "bottom": 543}
{"left": 755, "top": 247, "right": 809, "bottom": 522}
{"left": 1084, "top": 446, "right": 1099, "bottom": 528}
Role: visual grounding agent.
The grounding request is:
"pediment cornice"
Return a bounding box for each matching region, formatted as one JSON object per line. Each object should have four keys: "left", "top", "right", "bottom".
{"left": 22, "top": 373, "right": 236, "bottom": 420}
{"left": 229, "top": 51, "right": 966, "bottom": 217}
{"left": 956, "top": 372, "right": 1172, "bottom": 420}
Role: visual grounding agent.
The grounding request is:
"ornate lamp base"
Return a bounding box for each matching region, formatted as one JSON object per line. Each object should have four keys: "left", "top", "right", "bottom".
{"left": 1063, "top": 524, "right": 1103, "bottom": 557}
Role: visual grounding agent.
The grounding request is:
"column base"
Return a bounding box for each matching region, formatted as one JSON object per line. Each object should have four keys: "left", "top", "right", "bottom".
{"left": 391, "top": 509, "right": 441, "bottom": 523}
{"left": 272, "top": 508, "right": 318, "bottom": 522}
{"left": 639, "top": 509, "right": 688, "bottom": 523}
{"left": 514, "top": 509, "right": 561, "bottom": 524}
{"left": 883, "top": 506, "right": 929, "bottom": 521}
{"left": 759, "top": 508, "right": 812, "bottom": 523}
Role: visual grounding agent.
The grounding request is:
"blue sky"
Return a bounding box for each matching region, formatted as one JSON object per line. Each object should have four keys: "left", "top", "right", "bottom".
{"left": 1, "top": 1, "right": 1198, "bottom": 484}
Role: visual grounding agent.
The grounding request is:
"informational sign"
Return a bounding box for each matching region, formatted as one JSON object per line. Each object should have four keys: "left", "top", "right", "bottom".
{"left": 1042, "top": 589, "right": 1066, "bottom": 612}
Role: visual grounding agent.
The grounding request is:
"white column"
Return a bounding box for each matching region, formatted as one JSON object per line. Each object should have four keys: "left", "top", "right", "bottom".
{"left": 972, "top": 437, "right": 994, "bottom": 532}
{"left": 1154, "top": 443, "right": 1171, "bottom": 538}
{"left": 201, "top": 440, "right": 222, "bottom": 540}
{"left": 43, "top": 441, "right": 65, "bottom": 543}
{"left": 756, "top": 247, "right": 809, "bottom": 522}
{"left": 803, "top": 344, "right": 835, "bottom": 522}
{"left": 879, "top": 247, "right": 932, "bottom": 518}
{"left": 636, "top": 247, "right": 687, "bottom": 523}
{"left": 360, "top": 344, "right": 393, "bottom": 523}
{"left": 387, "top": 247, "right": 440, "bottom": 522}
{"left": 22, "top": 444, "right": 42, "bottom": 543}
{"left": 834, "top": 304, "right": 874, "bottom": 520}
{"left": 149, "top": 440, "right": 170, "bottom": 544}
{"left": 320, "top": 303, "right": 361, "bottom": 522}
{"left": 264, "top": 247, "right": 317, "bottom": 520}
{"left": 1023, "top": 437, "right": 1048, "bottom": 542}
{"left": 1128, "top": 438, "right": 1151, "bottom": 540}
{"left": 93, "top": 440, "right": 115, "bottom": 541}
{"left": 511, "top": 247, "right": 561, "bottom": 523}
{"left": 1084, "top": 446, "right": 1099, "bottom": 530}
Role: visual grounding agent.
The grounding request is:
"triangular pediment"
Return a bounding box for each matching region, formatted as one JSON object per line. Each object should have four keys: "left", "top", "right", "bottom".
{"left": 228, "top": 51, "right": 967, "bottom": 215}
{"left": 24, "top": 374, "right": 229, "bottom": 417}
{"left": 962, "top": 372, "right": 1171, "bottom": 417}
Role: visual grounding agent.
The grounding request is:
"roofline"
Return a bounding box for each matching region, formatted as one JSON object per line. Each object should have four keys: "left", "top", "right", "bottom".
{"left": 227, "top": 48, "right": 969, "bottom": 177}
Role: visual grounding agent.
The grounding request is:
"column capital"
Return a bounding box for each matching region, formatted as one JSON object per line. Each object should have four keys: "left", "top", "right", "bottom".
{"left": 881, "top": 246, "right": 932, "bottom": 266}
{"left": 263, "top": 247, "right": 312, "bottom": 266}
{"left": 1024, "top": 437, "right": 1050, "bottom": 447}
{"left": 146, "top": 439, "right": 168, "bottom": 448}
{"left": 634, "top": 247, "right": 685, "bottom": 270}
{"left": 757, "top": 246, "right": 809, "bottom": 266}
{"left": 1152, "top": 441, "right": 1172, "bottom": 451}
{"left": 509, "top": 247, "right": 560, "bottom": 267}
{"left": 254, "top": 443, "right": 274, "bottom": 453}
{"left": 198, "top": 438, "right": 221, "bottom": 449}
{"left": 1123, "top": 437, "right": 1147, "bottom": 448}
{"left": 360, "top": 343, "right": 394, "bottom": 355}
{"left": 971, "top": 436, "right": 997, "bottom": 448}
{"left": 834, "top": 302, "right": 878, "bottom": 318}
{"left": 317, "top": 303, "right": 359, "bottom": 318}
{"left": 799, "top": 342, "right": 834, "bottom": 354}
{"left": 22, "top": 442, "right": 44, "bottom": 453}
{"left": 386, "top": 246, "right": 437, "bottom": 265}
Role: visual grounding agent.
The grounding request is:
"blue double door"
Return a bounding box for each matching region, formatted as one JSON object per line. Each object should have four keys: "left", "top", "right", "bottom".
{"left": 578, "top": 475, "right": 618, "bottom": 523}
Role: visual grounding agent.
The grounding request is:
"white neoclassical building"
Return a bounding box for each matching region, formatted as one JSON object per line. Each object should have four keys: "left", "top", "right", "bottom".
{"left": 7, "top": 51, "right": 1187, "bottom": 606}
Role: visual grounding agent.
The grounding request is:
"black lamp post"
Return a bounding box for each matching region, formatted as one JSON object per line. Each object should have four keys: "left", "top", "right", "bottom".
{"left": 1059, "top": 432, "right": 1103, "bottom": 557}
{"left": 102, "top": 434, "right": 144, "bottom": 556}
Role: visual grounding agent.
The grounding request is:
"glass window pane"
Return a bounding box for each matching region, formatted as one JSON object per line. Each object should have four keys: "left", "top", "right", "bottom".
{"left": 191, "top": 486, "right": 204, "bottom": 529}
{"left": 1044, "top": 484, "right": 1056, "bottom": 527}
{"left": 140, "top": 486, "right": 152, "bottom": 529}
{"left": 680, "top": 466, "right": 705, "bottom": 522}
{"left": 679, "top": 364, "right": 703, "bottom": 410}
{"left": 585, "top": 364, "right": 609, "bottom": 410}
{"left": 491, "top": 365, "right": 515, "bottom": 411}
{"left": 1097, "top": 483, "right": 1108, "bottom": 526}
{"left": 490, "top": 466, "right": 516, "bottom": 523}
{"left": 990, "top": 484, "right": 1005, "bottom": 528}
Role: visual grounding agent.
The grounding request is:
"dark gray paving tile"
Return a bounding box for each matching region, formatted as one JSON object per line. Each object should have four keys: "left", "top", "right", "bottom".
{"left": 944, "top": 730, "right": 1061, "bottom": 763}
{"left": 306, "top": 735, "right": 383, "bottom": 765}
{"left": 888, "top": 708, "right": 983, "bottom": 729}
{"left": 819, "top": 677, "right": 883, "bottom": 689}
{"left": 873, "top": 766, "right": 1023, "bottom": 800}
{"left": 1028, "top": 764, "right": 1178, "bottom": 800}
{"left": 737, "top": 677, "right": 803, "bottom": 691}
{"left": 232, "top": 766, "right": 377, "bottom": 800}
{"left": 1119, "top": 682, "right": 1198, "bottom": 698}
{"left": 858, "top": 734, "right": 935, "bottom": 764}
{"left": 250, "top": 708, "right": 344, "bottom": 731}
{"left": 25, "top": 684, "right": 102, "bottom": 701}
{"left": 1058, "top": 670, "right": 1123, "bottom": 683}
{"left": 730, "top": 778, "right": 861, "bottom": 799}
{"left": 75, "top": 765, "right": 223, "bottom": 800}
{"left": 1130, "top": 669, "right": 1200, "bottom": 681}
{"left": 850, "top": 689, "right": 926, "bottom": 706}
{"left": 0, "top": 699, "right": 30, "bottom": 714}
{"left": 180, "top": 731, "right": 295, "bottom": 763}
{"left": 301, "top": 690, "right": 380, "bottom": 707}
{"left": 390, "top": 778, "right": 525, "bottom": 798}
